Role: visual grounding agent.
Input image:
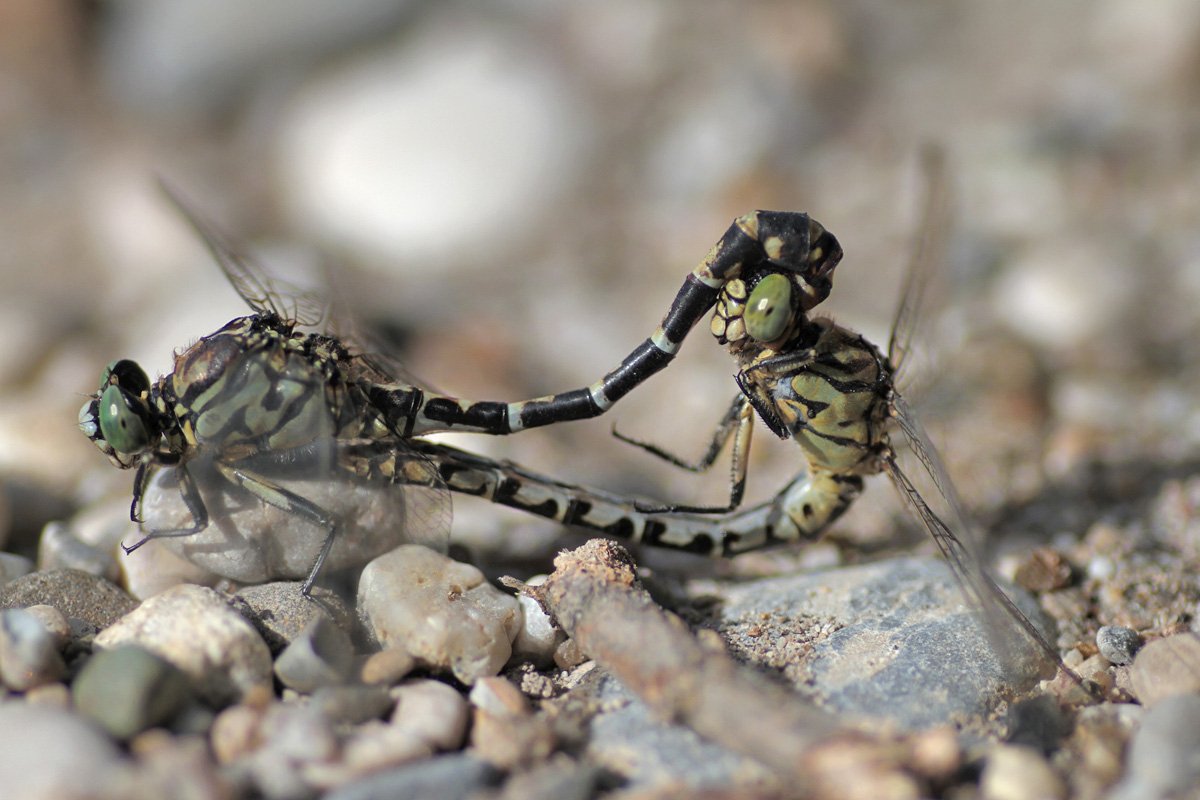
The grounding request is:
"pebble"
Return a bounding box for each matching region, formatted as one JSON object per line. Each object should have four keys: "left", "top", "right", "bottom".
{"left": 325, "top": 721, "right": 431, "bottom": 784}
{"left": 94, "top": 583, "right": 273, "bottom": 706}
{"left": 310, "top": 684, "right": 394, "bottom": 725}
{"left": 22, "top": 603, "right": 71, "bottom": 648}
{"left": 38, "top": 520, "right": 120, "bottom": 582}
{"left": 0, "top": 607, "right": 67, "bottom": 690}
{"left": 1005, "top": 695, "right": 1071, "bottom": 754}
{"left": 278, "top": 17, "right": 585, "bottom": 272}
{"left": 120, "top": 537, "right": 219, "bottom": 601}
{"left": 358, "top": 545, "right": 521, "bottom": 684}
{"left": 1128, "top": 632, "right": 1200, "bottom": 705}
{"left": 235, "top": 581, "right": 356, "bottom": 655}
{"left": 391, "top": 679, "right": 471, "bottom": 751}
{"left": 1109, "top": 693, "right": 1200, "bottom": 800}
{"left": 0, "top": 703, "right": 124, "bottom": 798}
{"left": 24, "top": 681, "right": 71, "bottom": 709}
{"left": 468, "top": 674, "right": 554, "bottom": 770}
{"left": 470, "top": 676, "right": 531, "bottom": 717}
{"left": 322, "top": 752, "right": 501, "bottom": 800}
{"left": 0, "top": 567, "right": 138, "bottom": 629}
{"left": 72, "top": 645, "right": 193, "bottom": 740}
{"left": 360, "top": 647, "right": 416, "bottom": 686}
{"left": 511, "top": 577, "right": 565, "bottom": 667}
{"left": 273, "top": 616, "right": 355, "bottom": 693}
{"left": 1096, "top": 625, "right": 1141, "bottom": 665}
{"left": 0, "top": 552, "right": 33, "bottom": 584}
{"left": 718, "top": 557, "right": 1054, "bottom": 728}
{"left": 979, "top": 744, "right": 1066, "bottom": 800}
{"left": 210, "top": 703, "right": 266, "bottom": 765}
{"left": 137, "top": 463, "right": 415, "bottom": 585}
{"left": 248, "top": 703, "right": 340, "bottom": 799}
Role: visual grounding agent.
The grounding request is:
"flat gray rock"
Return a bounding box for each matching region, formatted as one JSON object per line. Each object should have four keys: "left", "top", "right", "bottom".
{"left": 717, "top": 556, "right": 1055, "bottom": 730}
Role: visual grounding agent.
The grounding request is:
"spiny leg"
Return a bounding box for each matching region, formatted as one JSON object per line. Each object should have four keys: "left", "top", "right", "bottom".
{"left": 621, "top": 396, "right": 757, "bottom": 515}
{"left": 124, "top": 461, "right": 211, "bottom": 553}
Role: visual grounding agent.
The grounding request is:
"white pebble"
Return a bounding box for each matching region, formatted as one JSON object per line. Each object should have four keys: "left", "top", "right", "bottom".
{"left": 358, "top": 545, "right": 520, "bottom": 684}
{"left": 390, "top": 679, "right": 470, "bottom": 751}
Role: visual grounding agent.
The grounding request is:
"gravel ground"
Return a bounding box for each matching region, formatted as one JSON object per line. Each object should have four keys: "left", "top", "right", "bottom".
{"left": 3, "top": 1, "right": 1200, "bottom": 798}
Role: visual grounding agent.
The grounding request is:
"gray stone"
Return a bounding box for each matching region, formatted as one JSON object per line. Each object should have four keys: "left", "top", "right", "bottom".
{"left": 0, "top": 608, "right": 67, "bottom": 690}
{"left": 236, "top": 581, "right": 356, "bottom": 654}
{"left": 0, "top": 553, "right": 33, "bottom": 585}
{"left": 718, "top": 557, "right": 1055, "bottom": 729}
{"left": 310, "top": 684, "right": 393, "bottom": 725}
{"left": 274, "top": 616, "right": 355, "bottom": 693}
{"left": 0, "top": 703, "right": 123, "bottom": 798}
{"left": 358, "top": 546, "right": 520, "bottom": 684}
{"left": 0, "top": 567, "right": 138, "bottom": 629}
{"left": 323, "top": 753, "right": 502, "bottom": 800}
{"left": 94, "top": 583, "right": 273, "bottom": 706}
{"left": 38, "top": 520, "right": 120, "bottom": 582}
{"left": 1109, "top": 693, "right": 1200, "bottom": 800}
{"left": 72, "top": 645, "right": 192, "bottom": 740}
{"left": 1096, "top": 625, "right": 1141, "bottom": 666}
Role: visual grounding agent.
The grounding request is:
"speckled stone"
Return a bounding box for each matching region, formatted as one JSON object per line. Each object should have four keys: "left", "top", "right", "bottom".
{"left": 0, "top": 568, "right": 138, "bottom": 629}
{"left": 1096, "top": 625, "right": 1141, "bottom": 666}
{"left": 235, "top": 581, "right": 356, "bottom": 655}
{"left": 94, "top": 583, "right": 273, "bottom": 706}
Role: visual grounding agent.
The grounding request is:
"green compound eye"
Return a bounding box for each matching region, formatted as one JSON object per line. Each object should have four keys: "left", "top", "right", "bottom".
{"left": 98, "top": 383, "right": 150, "bottom": 454}
{"left": 745, "top": 273, "right": 793, "bottom": 342}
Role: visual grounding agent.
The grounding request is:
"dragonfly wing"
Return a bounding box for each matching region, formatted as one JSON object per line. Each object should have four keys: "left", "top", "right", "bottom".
{"left": 887, "top": 145, "right": 951, "bottom": 375}
{"left": 159, "top": 181, "right": 326, "bottom": 327}
{"left": 885, "top": 391, "right": 1065, "bottom": 686}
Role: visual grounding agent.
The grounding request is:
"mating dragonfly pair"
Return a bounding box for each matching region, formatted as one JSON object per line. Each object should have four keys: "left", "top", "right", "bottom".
{"left": 79, "top": 172, "right": 1067, "bottom": 685}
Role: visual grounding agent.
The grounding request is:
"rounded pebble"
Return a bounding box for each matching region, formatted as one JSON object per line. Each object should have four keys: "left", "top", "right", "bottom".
{"left": 22, "top": 604, "right": 71, "bottom": 649}
{"left": 1109, "top": 693, "right": 1200, "bottom": 800}
{"left": 1128, "top": 633, "right": 1200, "bottom": 706}
{"left": 0, "top": 703, "right": 124, "bottom": 797}
{"left": 361, "top": 646, "right": 416, "bottom": 686}
{"left": 236, "top": 581, "right": 356, "bottom": 655}
{"left": 94, "top": 583, "right": 273, "bottom": 706}
{"left": 358, "top": 545, "right": 521, "bottom": 684}
{"left": 38, "top": 520, "right": 120, "bottom": 582}
{"left": 391, "top": 678, "right": 471, "bottom": 751}
{"left": 274, "top": 616, "right": 355, "bottom": 693}
{"left": 330, "top": 721, "right": 431, "bottom": 782}
{"left": 1096, "top": 625, "right": 1141, "bottom": 666}
{"left": 470, "top": 676, "right": 531, "bottom": 717}
{"left": 0, "top": 607, "right": 67, "bottom": 690}
{"left": 470, "top": 707, "right": 556, "bottom": 770}
{"left": 979, "top": 744, "right": 1066, "bottom": 800}
{"left": 0, "top": 567, "right": 138, "bottom": 629}
{"left": 72, "top": 645, "right": 192, "bottom": 740}
{"left": 311, "top": 684, "right": 394, "bottom": 725}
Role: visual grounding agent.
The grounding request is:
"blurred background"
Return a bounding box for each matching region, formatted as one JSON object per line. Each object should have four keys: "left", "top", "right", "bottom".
{"left": 4, "top": 0, "right": 1200, "bottom": 565}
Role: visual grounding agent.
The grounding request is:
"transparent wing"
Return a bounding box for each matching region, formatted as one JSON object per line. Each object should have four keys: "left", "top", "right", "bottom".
{"left": 888, "top": 145, "right": 951, "bottom": 373}
{"left": 885, "top": 391, "right": 1066, "bottom": 685}
{"left": 159, "top": 180, "right": 326, "bottom": 328}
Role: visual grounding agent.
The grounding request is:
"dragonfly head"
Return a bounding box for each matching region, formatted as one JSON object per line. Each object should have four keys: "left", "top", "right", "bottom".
{"left": 79, "top": 360, "right": 160, "bottom": 468}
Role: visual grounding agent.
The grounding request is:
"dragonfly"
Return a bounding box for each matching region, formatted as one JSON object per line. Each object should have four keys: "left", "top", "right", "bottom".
{"left": 79, "top": 185, "right": 786, "bottom": 593}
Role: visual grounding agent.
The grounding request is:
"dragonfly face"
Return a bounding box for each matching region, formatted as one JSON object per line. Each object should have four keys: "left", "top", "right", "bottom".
{"left": 709, "top": 216, "right": 842, "bottom": 353}
{"left": 79, "top": 359, "right": 164, "bottom": 470}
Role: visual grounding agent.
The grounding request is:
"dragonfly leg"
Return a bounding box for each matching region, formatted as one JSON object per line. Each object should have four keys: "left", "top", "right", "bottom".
{"left": 625, "top": 397, "right": 756, "bottom": 514}
{"left": 613, "top": 393, "right": 746, "bottom": 472}
{"left": 210, "top": 460, "right": 340, "bottom": 596}
{"left": 123, "top": 462, "right": 211, "bottom": 554}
